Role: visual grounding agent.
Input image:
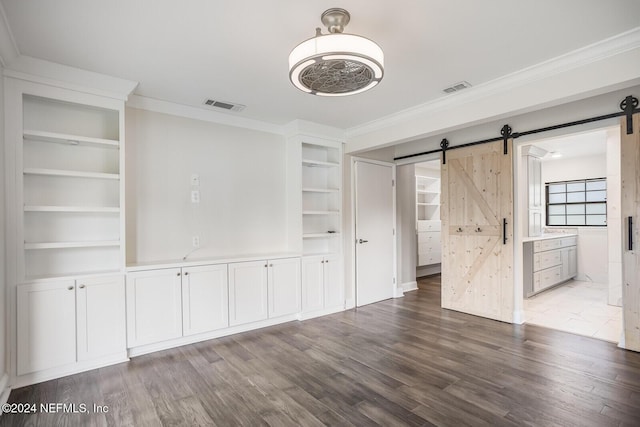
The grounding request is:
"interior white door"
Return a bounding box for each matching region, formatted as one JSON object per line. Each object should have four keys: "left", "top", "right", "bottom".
{"left": 355, "top": 160, "right": 395, "bottom": 307}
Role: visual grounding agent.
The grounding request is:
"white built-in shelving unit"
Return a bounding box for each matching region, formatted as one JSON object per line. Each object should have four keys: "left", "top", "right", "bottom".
{"left": 301, "top": 142, "right": 342, "bottom": 256}
{"left": 416, "top": 175, "right": 442, "bottom": 267}
{"left": 5, "top": 77, "right": 128, "bottom": 386}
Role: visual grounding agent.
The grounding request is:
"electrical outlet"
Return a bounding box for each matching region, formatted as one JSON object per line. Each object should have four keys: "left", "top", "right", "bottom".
{"left": 192, "top": 236, "right": 200, "bottom": 248}
{"left": 191, "top": 174, "right": 200, "bottom": 186}
{"left": 191, "top": 190, "right": 200, "bottom": 203}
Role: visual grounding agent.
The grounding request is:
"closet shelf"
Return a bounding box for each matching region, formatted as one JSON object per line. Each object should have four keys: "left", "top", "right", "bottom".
{"left": 303, "top": 233, "right": 341, "bottom": 239}
{"left": 23, "top": 129, "right": 119, "bottom": 148}
{"left": 302, "top": 210, "right": 340, "bottom": 215}
{"left": 302, "top": 159, "right": 339, "bottom": 168}
{"left": 417, "top": 203, "right": 439, "bottom": 207}
{"left": 24, "top": 241, "right": 121, "bottom": 250}
{"left": 416, "top": 190, "right": 440, "bottom": 195}
{"left": 302, "top": 188, "right": 339, "bottom": 193}
{"left": 23, "top": 168, "right": 120, "bottom": 180}
{"left": 24, "top": 205, "right": 120, "bottom": 213}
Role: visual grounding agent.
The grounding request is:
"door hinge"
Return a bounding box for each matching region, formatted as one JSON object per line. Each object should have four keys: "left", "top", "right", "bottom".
{"left": 393, "top": 228, "right": 395, "bottom": 235}
{"left": 393, "top": 277, "right": 396, "bottom": 284}
{"left": 392, "top": 179, "right": 395, "bottom": 187}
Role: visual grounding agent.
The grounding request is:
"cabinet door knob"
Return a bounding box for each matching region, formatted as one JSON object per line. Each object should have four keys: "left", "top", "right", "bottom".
{"left": 325, "top": 260, "right": 329, "bottom": 263}
{"left": 177, "top": 272, "right": 181, "bottom": 276}
{"left": 184, "top": 272, "right": 189, "bottom": 276}
{"left": 68, "top": 286, "right": 74, "bottom": 290}
{"left": 321, "top": 260, "right": 325, "bottom": 263}
{"left": 79, "top": 284, "right": 85, "bottom": 289}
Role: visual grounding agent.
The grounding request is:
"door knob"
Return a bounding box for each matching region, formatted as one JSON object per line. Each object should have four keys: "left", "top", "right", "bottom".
{"left": 358, "top": 239, "right": 369, "bottom": 244}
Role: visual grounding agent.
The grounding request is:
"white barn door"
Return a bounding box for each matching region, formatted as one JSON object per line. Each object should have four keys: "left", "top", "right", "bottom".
{"left": 441, "top": 140, "right": 514, "bottom": 322}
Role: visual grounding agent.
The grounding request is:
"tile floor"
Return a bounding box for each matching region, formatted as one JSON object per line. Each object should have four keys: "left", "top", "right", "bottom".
{"left": 524, "top": 280, "right": 622, "bottom": 343}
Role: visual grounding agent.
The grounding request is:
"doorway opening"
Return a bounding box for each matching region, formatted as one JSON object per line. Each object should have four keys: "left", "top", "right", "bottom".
{"left": 516, "top": 125, "right": 622, "bottom": 343}
{"left": 415, "top": 160, "right": 442, "bottom": 280}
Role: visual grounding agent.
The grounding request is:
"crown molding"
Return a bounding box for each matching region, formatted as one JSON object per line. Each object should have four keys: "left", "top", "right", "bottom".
{"left": 0, "top": 2, "right": 19, "bottom": 67}
{"left": 127, "top": 94, "right": 285, "bottom": 135}
{"left": 4, "top": 56, "right": 138, "bottom": 101}
{"left": 346, "top": 26, "right": 640, "bottom": 142}
{"left": 283, "top": 119, "right": 346, "bottom": 142}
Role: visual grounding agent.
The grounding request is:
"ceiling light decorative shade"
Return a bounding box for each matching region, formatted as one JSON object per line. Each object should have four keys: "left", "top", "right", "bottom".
{"left": 289, "top": 8, "right": 384, "bottom": 96}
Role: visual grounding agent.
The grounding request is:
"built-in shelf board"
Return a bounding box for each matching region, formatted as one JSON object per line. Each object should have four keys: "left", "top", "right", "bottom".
{"left": 24, "top": 241, "right": 121, "bottom": 250}
{"left": 24, "top": 269, "right": 123, "bottom": 283}
{"left": 302, "top": 188, "right": 340, "bottom": 193}
{"left": 302, "top": 210, "right": 340, "bottom": 215}
{"left": 23, "top": 129, "right": 119, "bottom": 148}
{"left": 24, "top": 205, "right": 120, "bottom": 213}
{"left": 23, "top": 168, "right": 119, "bottom": 180}
{"left": 417, "top": 203, "right": 439, "bottom": 207}
{"left": 416, "top": 175, "right": 438, "bottom": 181}
{"left": 303, "top": 251, "right": 338, "bottom": 258}
{"left": 302, "top": 159, "right": 340, "bottom": 168}
{"left": 417, "top": 190, "right": 440, "bottom": 195}
{"left": 303, "top": 233, "right": 341, "bottom": 239}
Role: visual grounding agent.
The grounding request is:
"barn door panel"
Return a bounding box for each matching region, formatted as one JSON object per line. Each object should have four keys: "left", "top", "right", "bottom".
{"left": 441, "top": 140, "right": 514, "bottom": 322}
{"left": 621, "top": 113, "right": 640, "bottom": 351}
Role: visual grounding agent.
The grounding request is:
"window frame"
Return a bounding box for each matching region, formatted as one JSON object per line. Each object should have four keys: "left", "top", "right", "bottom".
{"left": 545, "top": 177, "right": 607, "bottom": 227}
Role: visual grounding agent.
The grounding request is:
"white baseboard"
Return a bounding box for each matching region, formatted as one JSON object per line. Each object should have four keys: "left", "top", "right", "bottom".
{"left": 512, "top": 309, "right": 525, "bottom": 325}
{"left": 344, "top": 298, "right": 355, "bottom": 309}
{"left": 0, "top": 373, "right": 10, "bottom": 406}
{"left": 299, "top": 305, "right": 346, "bottom": 321}
{"left": 402, "top": 281, "right": 418, "bottom": 292}
{"left": 393, "top": 287, "right": 404, "bottom": 298}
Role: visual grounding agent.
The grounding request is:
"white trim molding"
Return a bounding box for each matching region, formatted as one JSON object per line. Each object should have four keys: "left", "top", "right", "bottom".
{"left": 0, "top": 373, "right": 10, "bottom": 406}
{"left": 402, "top": 281, "right": 418, "bottom": 292}
{"left": 345, "top": 27, "right": 640, "bottom": 153}
{"left": 0, "top": 2, "right": 19, "bottom": 67}
{"left": 128, "top": 94, "right": 284, "bottom": 136}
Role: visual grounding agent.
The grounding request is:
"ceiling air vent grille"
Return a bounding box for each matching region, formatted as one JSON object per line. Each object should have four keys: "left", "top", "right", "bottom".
{"left": 203, "top": 99, "right": 246, "bottom": 112}
{"left": 443, "top": 81, "right": 472, "bottom": 94}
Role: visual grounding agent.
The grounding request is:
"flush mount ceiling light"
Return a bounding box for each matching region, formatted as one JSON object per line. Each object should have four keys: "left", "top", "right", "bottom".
{"left": 288, "top": 8, "right": 384, "bottom": 96}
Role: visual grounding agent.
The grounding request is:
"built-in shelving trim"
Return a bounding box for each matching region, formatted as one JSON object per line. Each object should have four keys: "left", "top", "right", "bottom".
{"left": 23, "top": 168, "right": 120, "bottom": 180}
{"left": 24, "top": 241, "right": 121, "bottom": 250}
{"left": 302, "top": 159, "right": 340, "bottom": 168}
{"left": 23, "top": 129, "right": 119, "bottom": 148}
{"left": 303, "top": 233, "right": 341, "bottom": 239}
{"left": 24, "top": 205, "right": 120, "bottom": 213}
{"left": 302, "top": 188, "right": 340, "bottom": 193}
{"left": 24, "top": 269, "right": 124, "bottom": 282}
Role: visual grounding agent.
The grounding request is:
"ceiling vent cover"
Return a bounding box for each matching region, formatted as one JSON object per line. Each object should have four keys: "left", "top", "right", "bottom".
{"left": 203, "top": 99, "right": 246, "bottom": 112}
{"left": 443, "top": 81, "right": 472, "bottom": 94}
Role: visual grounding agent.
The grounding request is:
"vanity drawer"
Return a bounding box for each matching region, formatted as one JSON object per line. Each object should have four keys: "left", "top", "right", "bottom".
{"left": 533, "top": 265, "right": 563, "bottom": 293}
{"left": 419, "top": 252, "right": 441, "bottom": 266}
{"left": 533, "top": 238, "right": 562, "bottom": 253}
{"left": 534, "top": 249, "right": 562, "bottom": 271}
{"left": 418, "top": 241, "right": 440, "bottom": 253}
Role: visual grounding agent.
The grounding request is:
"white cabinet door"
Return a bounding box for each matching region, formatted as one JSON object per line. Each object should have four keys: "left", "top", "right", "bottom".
{"left": 126, "top": 268, "right": 183, "bottom": 347}
{"left": 76, "top": 276, "right": 126, "bottom": 361}
{"left": 17, "top": 280, "right": 77, "bottom": 375}
{"left": 324, "top": 255, "right": 343, "bottom": 309}
{"left": 182, "top": 264, "right": 229, "bottom": 336}
{"left": 302, "top": 256, "right": 324, "bottom": 312}
{"left": 567, "top": 246, "right": 577, "bottom": 278}
{"left": 268, "top": 258, "right": 301, "bottom": 318}
{"left": 228, "top": 261, "right": 268, "bottom": 326}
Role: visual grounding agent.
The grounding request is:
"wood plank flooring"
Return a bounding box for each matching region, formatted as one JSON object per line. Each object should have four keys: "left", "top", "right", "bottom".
{"left": 3, "top": 275, "right": 640, "bottom": 426}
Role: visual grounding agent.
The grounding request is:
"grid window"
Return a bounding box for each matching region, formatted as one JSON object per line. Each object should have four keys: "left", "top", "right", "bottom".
{"left": 546, "top": 178, "right": 606, "bottom": 227}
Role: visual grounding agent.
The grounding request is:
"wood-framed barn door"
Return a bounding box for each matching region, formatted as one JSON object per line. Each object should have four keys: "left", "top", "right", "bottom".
{"left": 441, "top": 139, "right": 514, "bottom": 322}
{"left": 621, "top": 112, "right": 640, "bottom": 352}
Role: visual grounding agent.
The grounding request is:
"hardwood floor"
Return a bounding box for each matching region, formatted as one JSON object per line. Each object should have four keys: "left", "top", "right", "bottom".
{"left": 3, "top": 275, "right": 640, "bottom": 426}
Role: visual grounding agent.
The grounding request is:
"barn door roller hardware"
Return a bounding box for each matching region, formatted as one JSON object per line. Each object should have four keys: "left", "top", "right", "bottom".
{"left": 394, "top": 95, "right": 640, "bottom": 162}
{"left": 440, "top": 139, "right": 449, "bottom": 165}
{"left": 620, "top": 95, "right": 639, "bottom": 135}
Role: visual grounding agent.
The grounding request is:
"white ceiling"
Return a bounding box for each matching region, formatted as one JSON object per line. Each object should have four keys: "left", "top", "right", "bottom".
{"left": 532, "top": 129, "right": 610, "bottom": 160}
{"left": 2, "top": 0, "right": 639, "bottom": 129}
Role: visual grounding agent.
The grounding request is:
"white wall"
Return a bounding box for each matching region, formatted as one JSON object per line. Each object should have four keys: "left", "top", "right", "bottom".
{"left": 541, "top": 153, "right": 608, "bottom": 284}
{"left": 0, "top": 67, "right": 8, "bottom": 398}
{"left": 125, "top": 108, "right": 288, "bottom": 264}
{"left": 396, "top": 164, "right": 416, "bottom": 289}
{"left": 606, "top": 128, "right": 622, "bottom": 306}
